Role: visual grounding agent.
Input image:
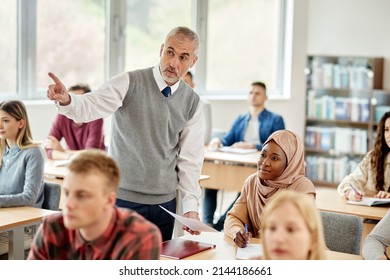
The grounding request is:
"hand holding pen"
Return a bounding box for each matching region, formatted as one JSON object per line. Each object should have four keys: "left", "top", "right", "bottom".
{"left": 348, "top": 183, "right": 364, "bottom": 201}
{"left": 234, "top": 223, "right": 252, "bottom": 248}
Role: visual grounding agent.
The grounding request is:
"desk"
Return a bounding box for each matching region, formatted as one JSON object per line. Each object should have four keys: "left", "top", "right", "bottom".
{"left": 45, "top": 160, "right": 211, "bottom": 211}
{"left": 162, "top": 232, "right": 362, "bottom": 260}
{"left": 45, "top": 160, "right": 210, "bottom": 183}
{"left": 202, "top": 148, "right": 259, "bottom": 191}
{"left": 44, "top": 159, "right": 67, "bottom": 179}
{"left": 0, "top": 207, "right": 57, "bottom": 259}
{"left": 316, "top": 187, "right": 389, "bottom": 220}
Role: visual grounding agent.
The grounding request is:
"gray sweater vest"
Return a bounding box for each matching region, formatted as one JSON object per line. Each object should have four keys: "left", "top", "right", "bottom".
{"left": 111, "top": 67, "right": 200, "bottom": 204}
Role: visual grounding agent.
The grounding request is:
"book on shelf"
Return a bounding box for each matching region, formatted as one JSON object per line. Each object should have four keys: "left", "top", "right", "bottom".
{"left": 347, "top": 197, "right": 390, "bottom": 207}
{"left": 161, "top": 238, "right": 216, "bottom": 260}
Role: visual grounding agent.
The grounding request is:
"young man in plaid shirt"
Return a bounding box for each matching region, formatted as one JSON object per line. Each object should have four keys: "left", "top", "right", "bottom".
{"left": 28, "top": 150, "right": 161, "bottom": 260}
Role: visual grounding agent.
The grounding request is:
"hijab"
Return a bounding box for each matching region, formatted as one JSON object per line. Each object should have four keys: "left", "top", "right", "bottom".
{"left": 262, "top": 130, "right": 306, "bottom": 189}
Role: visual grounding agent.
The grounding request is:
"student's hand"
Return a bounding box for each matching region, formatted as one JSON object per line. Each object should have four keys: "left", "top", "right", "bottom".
{"left": 375, "top": 191, "right": 390, "bottom": 199}
{"left": 45, "top": 136, "right": 65, "bottom": 152}
{"left": 47, "top": 72, "right": 71, "bottom": 106}
{"left": 346, "top": 188, "right": 364, "bottom": 201}
{"left": 376, "top": 255, "right": 388, "bottom": 260}
{"left": 182, "top": 211, "right": 201, "bottom": 235}
{"left": 232, "top": 142, "right": 255, "bottom": 149}
{"left": 208, "top": 138, "right": 222, "bottom": 149}
{"left": 234, "top": 228, "right": 252, "bottom": 248}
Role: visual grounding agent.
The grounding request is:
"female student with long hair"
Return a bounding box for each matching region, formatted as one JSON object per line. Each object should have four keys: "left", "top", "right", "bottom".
{"left": 261, "top": 190, "right": 326, "bottom": 260}
{"left": 224, "top": 130, "right": 316, "bottom": 248}
{"left": 337, "top": 111, "right": 390, "bottom": 201}
{"left": 0, "top": 100, "right": 45, "bottom": 207}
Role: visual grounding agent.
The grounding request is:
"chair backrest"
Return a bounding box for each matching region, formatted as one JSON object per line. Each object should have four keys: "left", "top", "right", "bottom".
{"left": 321, "top": 211, "right": 363, "bottom": 255}
{"left": 42, "top": 182, "right": 61, "bottom": 210}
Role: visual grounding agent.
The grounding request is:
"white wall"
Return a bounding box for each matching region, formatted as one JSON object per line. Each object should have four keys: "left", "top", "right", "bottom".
{"left": 26, "top": 102, "right": 57, "bottom": 142}
{"left": 27, "top": 0, "right": 390, "bottom": 143}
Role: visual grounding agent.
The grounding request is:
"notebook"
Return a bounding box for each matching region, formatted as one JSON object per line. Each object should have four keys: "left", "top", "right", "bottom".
{"left": 347, "top": 197, "right": 390, "bottom": 207}
{"left": 161, "top": 239, "right": 216, "bottom": 260}
{"left": 236, "top": 244, "right": 263, "bottom": 260}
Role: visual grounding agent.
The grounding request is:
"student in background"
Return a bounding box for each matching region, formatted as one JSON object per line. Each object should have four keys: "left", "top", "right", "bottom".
{"left": 45, "top": 84, "right": 105, "bottom": 160}
{"left": 0, "top": 100, "right": 45, "bottom": 207}
{"left": 46, "top": 26, "right": 204, "bottom": 241}
{"left": 337, "top": 111, "right": 390, "bottom": 201}
{"left": 362, "top": 208, "right": 390, "bottom": 260}
{"left": 205, "top": 81, "right": 285, "bottom": 230}
{"left": 28, "top": 150, "right": 162, "bottom": 260}
{"left": 224, "top": 130, "right": 315, "bottom": 248}
{"left": 261, "top": 190, "right": 326, "bottom": 260}
{"left": 183, "top": 71, "right": 212, "bottom": 144}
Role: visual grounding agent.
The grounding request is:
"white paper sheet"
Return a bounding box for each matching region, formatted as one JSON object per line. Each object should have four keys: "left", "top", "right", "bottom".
{"left": 209, "top": 146, "right": 258, "bottom": 154}
{"left": 54, "top": 160, "right": 70, "bottom": 167}
{"left": 236, "top": 243, "right": 263, "bottom": 260}
{"left": 159, "top": 205, "right": 218, "bottom": 232}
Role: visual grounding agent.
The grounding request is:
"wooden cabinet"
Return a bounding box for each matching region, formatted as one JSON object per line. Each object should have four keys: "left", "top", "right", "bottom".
{"left": 304, "top": 55, "right": 385, "bottom": 187}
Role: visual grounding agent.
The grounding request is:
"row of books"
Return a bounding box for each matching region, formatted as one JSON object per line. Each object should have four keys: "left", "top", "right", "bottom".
{"left": 305, "top": 126, "right": 368, "bottom": 154}
{"left": 308, "top": 62, "right": 373, "bottom": 89}
{"left": 306, "top": 91, "right": 370, "bottom": 122}
{"left": 305, "top": 155, "right": 361, "bottom": 183}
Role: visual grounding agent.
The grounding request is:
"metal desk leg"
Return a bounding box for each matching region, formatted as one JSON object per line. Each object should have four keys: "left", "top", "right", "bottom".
{"left": 8, "top": 228, "right": 25, "bottom": 260}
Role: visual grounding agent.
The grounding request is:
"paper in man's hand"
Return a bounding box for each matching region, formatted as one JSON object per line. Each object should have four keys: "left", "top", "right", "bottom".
{"left": 159, "top": 205, "right": 218, "bottom": 232}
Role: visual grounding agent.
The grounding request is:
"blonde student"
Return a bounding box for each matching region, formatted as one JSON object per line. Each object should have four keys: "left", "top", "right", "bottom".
{"left": 0, "top": 100, "right": 45, "bottom": 207}
{"left": 337, "top": 111, "right": 390, "bottom": 201}
{"left": 224, "top": 130, "right": 316, "bottom": 248}
{"left": 261, "top": 190, "right": 326, "bottom": 260}
{"left": 0, "top": 100, "right": 45, "bottom": 257}
{"left": 28, "top": 150, "right": 162, "bottom": 260}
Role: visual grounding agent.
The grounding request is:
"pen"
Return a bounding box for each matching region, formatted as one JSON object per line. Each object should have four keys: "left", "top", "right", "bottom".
{"left": 244, "top": 224, "right": 248, "bottom": 234}
{"left": 349, "top": 183, "right": 362, "bottom": 196}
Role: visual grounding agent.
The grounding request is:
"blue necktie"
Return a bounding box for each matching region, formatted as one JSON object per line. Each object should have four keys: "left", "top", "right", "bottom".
{"left": 161, "top": 86, "right": 171, "bottom": 97}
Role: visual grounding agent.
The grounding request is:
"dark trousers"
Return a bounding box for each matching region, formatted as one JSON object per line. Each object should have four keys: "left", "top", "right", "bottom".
{"left": 116, "top": 198, "right": 176, "bottom": 241}
{"left": 203, "top": 188, "right": 218, "bottom": 224}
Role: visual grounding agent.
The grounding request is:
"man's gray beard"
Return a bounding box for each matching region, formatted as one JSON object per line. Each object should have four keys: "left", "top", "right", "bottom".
{"left": 162, "top": 73, "right": 179, "bottom": 85}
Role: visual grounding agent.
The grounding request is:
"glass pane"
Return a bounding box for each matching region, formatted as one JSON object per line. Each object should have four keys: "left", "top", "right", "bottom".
{"left": 207, "top": 0, "right": 280, "bottom": 92}
{"left": 125, "top": 0, "right": 192, "bottom": 71}
{"left": 36, "top": 0, "right": 105, "bottom": 91}
{"left": 0, "top": 0, "right": 17, "bottom": 96}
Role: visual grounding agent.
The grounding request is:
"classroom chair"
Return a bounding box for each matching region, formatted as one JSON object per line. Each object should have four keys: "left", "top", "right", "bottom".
{"left": 42, "top": 181, "right": 61, "bottom": 210}
{"left": 321, "top": 211, "right": 363, "bottom": 255}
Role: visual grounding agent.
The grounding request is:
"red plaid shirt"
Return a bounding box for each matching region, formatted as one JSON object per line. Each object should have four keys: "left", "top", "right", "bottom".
{"left": 27, "top": 207, "right": 162, "bottom": 260}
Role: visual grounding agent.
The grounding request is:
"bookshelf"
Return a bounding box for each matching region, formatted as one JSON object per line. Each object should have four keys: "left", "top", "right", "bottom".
{"left": 304, "top": 55, "right": 385, "bottom": 188}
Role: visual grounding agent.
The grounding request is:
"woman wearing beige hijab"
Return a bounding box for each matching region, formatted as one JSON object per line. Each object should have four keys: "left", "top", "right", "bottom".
{"left": 224, "top": 130, "right": 316, "bottom": 248}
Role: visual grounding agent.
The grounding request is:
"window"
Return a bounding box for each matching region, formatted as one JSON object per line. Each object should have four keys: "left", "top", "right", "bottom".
{"left": 124, "top": 0, "right": 192, "bottom": 71}
{"left": 3, "top": 0, "right": 288, "bottom": 101}
{"left": 0, "top": 0, "right": 17, "bottom": 97}
{"left": 36, "top": 0, "right": 105, "bottom": 95}
{"left": 201, "top": 0, "right": 285, "bottom": 97}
